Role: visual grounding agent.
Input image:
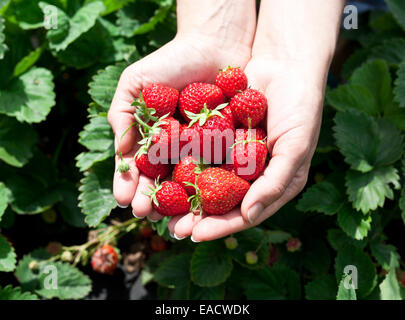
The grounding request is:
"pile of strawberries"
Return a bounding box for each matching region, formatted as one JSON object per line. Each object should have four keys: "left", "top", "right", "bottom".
{"left": 118, "top": 67, "right": 269, "bottom": 217}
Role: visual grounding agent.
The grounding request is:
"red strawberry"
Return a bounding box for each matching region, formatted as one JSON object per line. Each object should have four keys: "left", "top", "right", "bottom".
{"left": 215, "top": 66, "right": 248, "bottom": 98}
{"left": 286, "top": 238, "right": 302, "bottom": 252}
{"left": 150, "top": 235, "right": 167, "bottom": 252}
{"left": 172, "top": 156, "right": 206, "bottom": 195}
{"left": 146, "top": 179, "right": 190, "bottom": 216}
{"left": 134, "top": 84, "right": 178, "bottom": 119}
{"left": 219, "top": 162, "right": 236, "bottom": 174}
{"left": 268, "top": 244, "right": 280, "bottom": 267}
{"left": 91, "top": 245, "right": 119, "bottom": 275}
{"left": 179, "top": 83, "right": 225, "bottom": 121}
{"left": 231, "top": 127, "right": 268, "bottom": 181}
{"left": 183, "top": 104, "right": 235, "bottom": 163}
{"left": 139, "top": 223, "right": 154, "bottom": 238}
{"left": 149, "top": 116, "right": 182, "bottom": 160}
{"left": 135, "top": 153, "right": 170, "bottom": 179}
{"left": 222, "top": 104, "right": 239, "bottom": 127}
{"left": 230, "top": 89, "right": 268, "bottom": 128}
{"left": 190, "top": 167, "right": 250, "bottom": 215}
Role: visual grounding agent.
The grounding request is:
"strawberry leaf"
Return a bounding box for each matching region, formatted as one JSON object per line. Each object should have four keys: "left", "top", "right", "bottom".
{"left": 0, "top": 285, "right": 39, "bottom": 300}
{"left": 394, "top": 62, "right": 405, "bottom": 108}
{"left": 0, "top": 182, "right": 8, "bottom": 221}
{"left": 154, "top": 253, "right": 192, "bottom": 288}
{"left": 336, "top": 204, "right": 372, "bottom": 240}
{"left": 305, "top": 275, "right": 337, "bottom": 300}
{"left": 370, "top": 242, "right": 400, "bottom": 271}
{"left": 78, "top": 159, "right": 116, "bottom": 227}
{"left": 0, "top": 17, "right": 7, "bottom": 60}
{"left": 379, "top": 257, "right": 402, "bottom": 300}
{"left": 78, "top": 115, "right": 114, "bottom": 151}
{"left": 327, "top": 229, "right": 367, "bottom": 251}
{"left": 336, "top": 274, "right": 357, "bottom": 300}
{"left": 346, "top": 166, "right": 400, "bottom": 214}
{"left": 0, "top": 233, "right": 16, "bottom": 272}
{"left": 386, "top": 0, "right": 405, "bottom": 31}
{"left": 191, "top": 241, "right": 233, "bottom": 287}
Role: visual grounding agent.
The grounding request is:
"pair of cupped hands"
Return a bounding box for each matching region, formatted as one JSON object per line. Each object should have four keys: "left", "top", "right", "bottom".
{"left": 107, "top": 32, "right": 326, "bottom": 242}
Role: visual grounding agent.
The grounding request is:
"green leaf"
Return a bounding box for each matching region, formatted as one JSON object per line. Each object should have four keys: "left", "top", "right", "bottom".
{"left": 116, "top": 0, "right": 172, "bottom": 38}
{"left": 229, "top": 228, "right": 269, "bottom": 270}
{"left": 0, "top": 233, "right": 16, "bottom": 272}
{"left": 189, "top": 283, "right": 225, "bottom": 300}
{"left": 305, "top": 275, "right": 337, "bottom": 300}
{"left": 375, "top": 118, "right": 405, "bottom": 167}
{"left": 154, "top": 253, "right": 191, "bottom": 288}
{"left": 0, "top": 18, "right": 7, "bottom": 60}
{"left": 0, "top": 182, "right": 8, "bottom": 221}
{"left": 370, "top": 38, "right": 405, "bottom": 67}
{"left": 78, "top": 159, "right": 116, "bottom": 227}
{"left": 0, "top": 285, "right": 39, "bottom": 300}
{"left": 386, "top": 0, "right": 405, "bottom": 31}
{"left": 335, "top": 245, "right": 377, "bottom": 298}
{"left": 56, "top": 182, "right": 87, "bottom": 228}
{"left": 75, "top": 148, "right": 114, "bottom": 172}
{"left": 39, "top": 1, "right": 105, "bottom": 52}
{"left": 370, "top": 242, "right": 400, "bottom": 271}
{"left": 297, "top": 181, "right": 343, "bottom": 215}
{"left": 88, "top": 63, "right": 126, "bottom": 111}
{"left": 380, "top": 263, "right": 402, "bottom": 300}
{"left": 35, "top": 262, "right": 92, "bottom": 299}
{"left": 0, "top": 115, "right": 38, "bottom": 167}
{"left": 333, "top": 110, "right": 379, "bottom": 172}
{"left": 394, "top": 62, "right": 405, "bottom": 108}
{"left": 78, "top": 115, "right": 114, "bottom": 151}
{"left": 89, "top": 0, "right": 133, "bottom": 15}
{"left": 5, "top": 152, "right": 62, "bottom": 214}
{"left": 326, "top": 84, "right": 379, "bottom": 116}
{"left": 266, "top": 230, "right": 291, "bottom": 244}
{"left": 243, "top": 264, "right": 301, "bottom": 300}
{"left": 337, "top": 204, "right": 372, "bottom": 240}
{"left": 350, "top": 60, "right": 392, "bottom": 114}
{"left": 13, "top": 46, "right": 43, "bottom": 77}
{"left": 0, "top": 68, "right": 56, "bottom": 123}
{"left": 302, "top": 238, "right": 331, "bottom": 275}
{"left": 191, "top": 241, "right": 233, "bottom": 287}
{"left": 336, "top": 274, "right": 357, "bottom": 300}
{"left": 346, "top": 166, "right": 400, "bottom": 214}
{"left": 327, "top": 229, "right": 367, "bottom": 250}
{"left": 400, "top": 187, "right": 405, "bottom": 224}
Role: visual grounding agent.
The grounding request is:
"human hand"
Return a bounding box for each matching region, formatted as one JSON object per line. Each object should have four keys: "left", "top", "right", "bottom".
{"left": 108, "top": 34, "right": 253, "bottom": 220}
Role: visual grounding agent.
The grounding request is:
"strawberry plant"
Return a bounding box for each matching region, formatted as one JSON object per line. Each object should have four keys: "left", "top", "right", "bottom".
{"left": 0, "top": 0, "right": 405, "bottom": 301}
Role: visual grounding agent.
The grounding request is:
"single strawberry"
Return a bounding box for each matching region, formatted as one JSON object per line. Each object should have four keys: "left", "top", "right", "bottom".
{"left": 172, "top": 156, "right": 207, "bottom": 195}
{"left": 230, "top": 89, "right": 268, "bottom": 128}
{"left": 150, "top": 235, "right": 167, "bottom": 252}
{"left": 215, "top": 66, "right": 248, "bottom": 98}
{"left": 286, "top": 238, "right": 302, "bottom": 252}
{"left": 179, "top": 82, "right": 225, "bottom": 121}
{"left": 133, "top": 84, "right": 178, "bottom": 119}
{"left": 222, "top": 104, "right": 239, "bottom": 127}
{"left": 231, "top": 126, "right": 268, "bottom": 181}
{"left": 224, "top": 236, "right": 238, "bottom": 250}
{"left": 267, "top": 244, "right": 280, "bottom": 267}
{"left": 189, "top": 167, "right": 250, "bottom": 215}
{"left": 219, "top": 162, "right": 236, "bottom": 174}
{"left": 135, "top": 153, "right": 170, "bottom": 179}
{"left": 245, "top": 251, "right": 258, "bottom": 265}
{"left": 145, "top": 179, "right": 191, "bottom": 216}
{"left": 139, "top": 223, "right": 154, "bottom": 238}
{"left": 91, "top": 245, "right": 119, "bottom": 275}
{"left": 183, "top": 103, "right": 235, "bottom": 163}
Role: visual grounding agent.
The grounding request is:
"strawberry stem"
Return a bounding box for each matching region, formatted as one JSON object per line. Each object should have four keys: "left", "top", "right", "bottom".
{"left": 117, "top": 122, "right": 137, "bottom": 173}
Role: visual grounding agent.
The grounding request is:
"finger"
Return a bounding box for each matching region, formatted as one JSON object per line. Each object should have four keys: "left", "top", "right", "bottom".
{"left": 192, "top": 169, "right": 308, "bottom": 242}
{"left": 168, "top": 213, "right": 203, "bottom": 240}
{"left": 241, "top": 129, "right": 309, "bottom": 224}
{"left": 108, "top": 67, "right": 140, "bottom": 155}
{"left": 113, "top": 152, "right": 139, "bottom": 207}
{"left": 131, "top": 174, "right": 154, "bottom": 218}
{"left": 148, "top": 210, "right": 164, "bottom": 222}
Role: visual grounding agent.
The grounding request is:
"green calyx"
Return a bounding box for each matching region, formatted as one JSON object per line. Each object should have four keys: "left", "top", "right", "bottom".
{"left": 186, "top": 103, "right": 228, "bottom": 127}
{"left": 185, "top": 179, "right": 203, "bottom": 215}
{"left": 230, "top": 118, "right": 267, "bottom": 149}
{"left": 117, "top": 160, "right": 130, "bottom": 173}
{"left": 143, "top": 177, "right": 163, "bottom": 207}
{"left": 191, "top": 159, "right": 208, "bottom": 175}
{"left": 131, "top": 92, "right": 158, "bottom": 123}
{"left": 134, "top": 112, "right": 169, "bottom": 160}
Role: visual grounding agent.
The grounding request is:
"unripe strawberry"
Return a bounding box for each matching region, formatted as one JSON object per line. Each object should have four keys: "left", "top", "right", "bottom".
{"left": 245, "top": 251, "right": 258, "bottom": 265}
{"left": 215, "top": 66, "right": 248, "bottom": 98}
{"left": 286, "top": 238, "right": 302, "bottom": 252}
{"left": 150, "top": 235, "right": 167, "bottom": 252}
{"left": 46, "top": 241, "right": 62, "bottom": 255}
{"left": 29, "top": 260, "right": 39, "bottom": 272}
{"left": 91, "top": 245, "right": 119, "bottom": 275}
{"left": 268, "top": 244, "right": 280, "bottom": 267}
{"left": 42, "top": 209, "right": 57, "bottom": 224}
{"left": 139, "top": 224, "right": 154, "bottom": 238}
{"left": 61, "top": 251, "right": 73, "bottom": 262}
{"left": 224, "top": 236, "right": 238, "bottom": 250}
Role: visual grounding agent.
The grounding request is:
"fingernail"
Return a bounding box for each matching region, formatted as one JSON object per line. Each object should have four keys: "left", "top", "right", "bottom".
{"left": 174, "top": 233, "right": 186, "bottom": 240}
{"left": 247, "top": 202, "right": 264, "bottom": 224}
{"left": 117, "top": 203, "right": 128, "bottom": 209}
{"left": 190, "top": 235, "right": 200, "bottom": 243}
{"left": 147, "top": 216, "right": 158, "bottom": 223}
{"left": 170, "top": 232, "right": 175, "bottom": 238}
{"left": 132, "top": 210, "right": 144, "bottom": 219}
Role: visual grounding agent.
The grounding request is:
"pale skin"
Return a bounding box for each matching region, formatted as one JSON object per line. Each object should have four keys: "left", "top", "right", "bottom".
{"left": 108, "top": 0, "right": 346, "bottom": 241}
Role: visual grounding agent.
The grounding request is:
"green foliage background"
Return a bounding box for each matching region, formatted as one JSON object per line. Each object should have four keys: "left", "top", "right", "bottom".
{"left": 0, "top": 0, "right": 405, "bottom": 300}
